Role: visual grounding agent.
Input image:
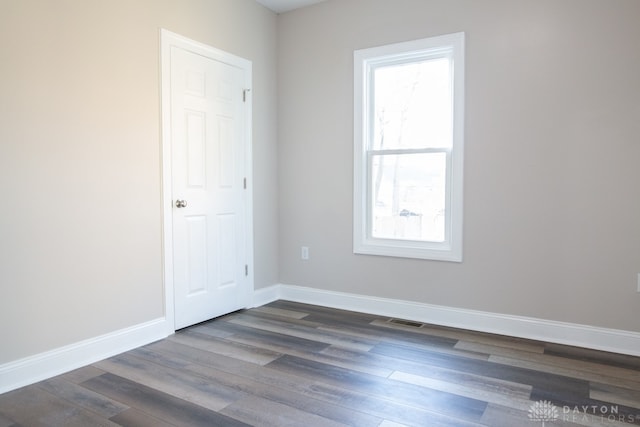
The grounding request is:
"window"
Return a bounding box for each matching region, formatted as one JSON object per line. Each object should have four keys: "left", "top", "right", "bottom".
{"left": 353, "top": 33, "right": 464, "bottom": 261}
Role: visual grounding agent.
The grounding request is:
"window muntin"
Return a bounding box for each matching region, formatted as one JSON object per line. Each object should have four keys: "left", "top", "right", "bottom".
{"left": 354, "top": 33, "right": 464, "bottom": 261}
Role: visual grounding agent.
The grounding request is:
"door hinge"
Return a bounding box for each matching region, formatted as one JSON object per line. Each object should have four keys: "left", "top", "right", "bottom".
{"left": 243, "top": 88, "right": 251, "bottom": 102}
{"left": 245, "top": 265, "right": 249, "bottom": 276}
{"left": 243, "top": 177, "right": 247, "bottom": 189}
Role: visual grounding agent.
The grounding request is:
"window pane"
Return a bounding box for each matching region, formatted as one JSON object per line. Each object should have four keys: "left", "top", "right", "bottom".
{"left": 372, "top": 57, "right": 452, "bottom": 150}
{"left": 371, "top": 152, "right": 446, "bottom": 242}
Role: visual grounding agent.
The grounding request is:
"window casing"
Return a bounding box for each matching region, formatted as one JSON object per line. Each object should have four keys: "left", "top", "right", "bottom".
{"left": 353, "top": 33, "right": 464, "bottom": 261}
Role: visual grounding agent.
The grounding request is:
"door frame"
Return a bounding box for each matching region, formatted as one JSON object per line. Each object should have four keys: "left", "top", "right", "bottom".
{"left": 160, "top": 29, "right": 253, "bottom": 333}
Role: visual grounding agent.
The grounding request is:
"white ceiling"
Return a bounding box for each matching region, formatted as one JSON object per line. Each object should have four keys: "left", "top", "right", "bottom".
{"left": 255, "top": 0, "right": 326, "bottom": 14}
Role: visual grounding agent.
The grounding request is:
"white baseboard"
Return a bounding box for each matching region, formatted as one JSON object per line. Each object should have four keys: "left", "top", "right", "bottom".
{"left": 251, "top": 284, "right": 282, "bottom": 308}
{"left": 0, "top": 318, "right": 169, "bottom": 394}
{"left": 4, "top": 284, "right": 638, "bottom": 395}
{"left": 258, "top": 283, "right": 640, "bottom": 357}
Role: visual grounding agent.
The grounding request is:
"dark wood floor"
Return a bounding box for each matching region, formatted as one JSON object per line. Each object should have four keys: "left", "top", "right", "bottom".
{"left": 1, "top": 300, "right": 640, "bottom": 426}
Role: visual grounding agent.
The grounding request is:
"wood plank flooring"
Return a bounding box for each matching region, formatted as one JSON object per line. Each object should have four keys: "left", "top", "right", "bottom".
{"left": 1, "top": 300, "right": 640, "bottom": 426}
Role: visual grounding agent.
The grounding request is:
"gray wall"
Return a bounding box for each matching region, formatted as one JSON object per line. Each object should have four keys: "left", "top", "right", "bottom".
{"left": 278, "top": 0, "right": 640, "bottom": 332}
{"left": 0, "top": 0, "right": 278, "bottom": 365}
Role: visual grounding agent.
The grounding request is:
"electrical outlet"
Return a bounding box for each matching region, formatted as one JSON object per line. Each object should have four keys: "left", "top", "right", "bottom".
{"left": 301, "top": 246, "right": 309, "bottom": 260}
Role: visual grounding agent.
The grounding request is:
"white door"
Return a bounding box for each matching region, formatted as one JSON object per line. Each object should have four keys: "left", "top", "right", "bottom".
{"left": 163, "top": 32, "right": 252, "bottom": 330}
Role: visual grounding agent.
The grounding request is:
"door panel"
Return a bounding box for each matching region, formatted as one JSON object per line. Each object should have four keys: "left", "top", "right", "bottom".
{"left": 185, "top": 111, "right": 206, "bottom": 187}
{"left": 185, "top": 215, "right": 207, "bottom": 295}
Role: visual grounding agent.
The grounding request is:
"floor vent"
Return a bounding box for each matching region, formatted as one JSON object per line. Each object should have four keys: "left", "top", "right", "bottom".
{"left": 388, "top": 318, "right": 424, "bottom": 328}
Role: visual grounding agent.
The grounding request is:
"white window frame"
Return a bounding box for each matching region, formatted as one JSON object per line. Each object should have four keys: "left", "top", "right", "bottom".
{"left": 353, "top": 32, "right": 464, "bottom": 262}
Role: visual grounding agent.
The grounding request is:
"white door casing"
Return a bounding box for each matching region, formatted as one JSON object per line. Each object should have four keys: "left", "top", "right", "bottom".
{"left": 161, "top": 30, "right": 253, "bottom": 331}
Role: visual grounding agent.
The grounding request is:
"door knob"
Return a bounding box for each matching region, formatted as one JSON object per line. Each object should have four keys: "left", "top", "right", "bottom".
{"left": 175, "top": 199, "right": 187, "bottom": 208}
